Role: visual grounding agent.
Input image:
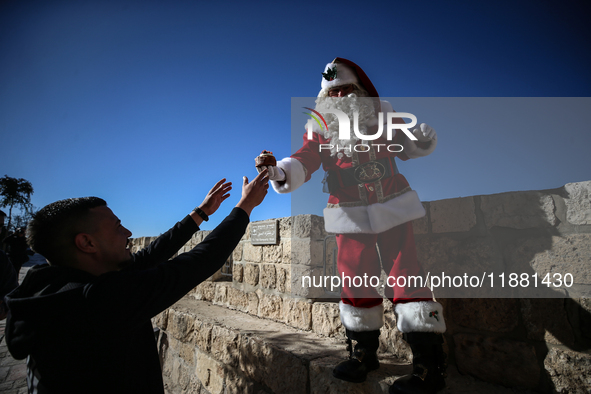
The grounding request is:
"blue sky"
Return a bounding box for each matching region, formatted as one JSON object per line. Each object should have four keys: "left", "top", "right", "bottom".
{"left": 1, "top": 0, "right": 590, "bottom": 236}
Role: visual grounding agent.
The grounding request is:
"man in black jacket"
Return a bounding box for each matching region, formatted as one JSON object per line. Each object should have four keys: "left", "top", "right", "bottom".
{"left": 5, "top": 172, "right": 268, "bottom": 394}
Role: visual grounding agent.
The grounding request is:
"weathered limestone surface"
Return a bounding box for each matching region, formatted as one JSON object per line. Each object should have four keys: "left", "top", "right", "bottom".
{"left": 454, "top": 333, "right": 540, "bottom": 390}
{"left": 158, "top": 300, "right": 527, "bottom": 394}
{"left": 564, "top": 181, "right": 591, "bottom": 225}
{"left": 481, "top": 192, "right": 557, "bottom": 229}
{"left": 430, "top": 197, "right": 476, "bottom": 233}
{"left": 544, "top": 347, "right": 591, "bottom": 394}
{"left": 144, "top": 181, "right": 591, "bottom": 393}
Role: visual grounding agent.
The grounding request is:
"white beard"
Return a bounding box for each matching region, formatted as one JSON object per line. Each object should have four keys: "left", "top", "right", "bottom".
{"left": 314, "top": 93, "right": 377, "bottom": 159}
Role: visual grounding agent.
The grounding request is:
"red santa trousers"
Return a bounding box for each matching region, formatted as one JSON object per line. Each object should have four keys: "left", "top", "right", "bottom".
{"left": 336, "top": 221, "right": 433, "bottom": 309}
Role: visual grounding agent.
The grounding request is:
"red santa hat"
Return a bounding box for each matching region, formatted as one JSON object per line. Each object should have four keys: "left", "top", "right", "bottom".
{"left": 320, "top": 57, "right": 379, "bottom": 97}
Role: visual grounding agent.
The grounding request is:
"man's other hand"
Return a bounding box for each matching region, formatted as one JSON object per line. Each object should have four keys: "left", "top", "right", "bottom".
{"left": 236, "top": 169, "right": 269, "bottom": 216}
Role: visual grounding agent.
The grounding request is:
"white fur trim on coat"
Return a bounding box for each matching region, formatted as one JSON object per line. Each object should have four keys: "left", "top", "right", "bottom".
{"left": 340, "top": 301, "right": 384, "bottom": 332}
{"left": 394, "top": 301, "right": 446, "bottom": 333}
{"left": 271, "top": 158, "right": 306, "bottom": 194}
{"left": 323, "top": 190, "right": 426, "bottom": 234}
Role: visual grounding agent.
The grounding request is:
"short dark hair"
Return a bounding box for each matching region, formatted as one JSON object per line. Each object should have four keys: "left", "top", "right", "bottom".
{"left": 27, "top": 197, "right": 107, "bottom": 265}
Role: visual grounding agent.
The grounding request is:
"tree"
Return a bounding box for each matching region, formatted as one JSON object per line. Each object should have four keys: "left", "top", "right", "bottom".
{"left": 0, "top": 175, "right": 34, "bottom": 231}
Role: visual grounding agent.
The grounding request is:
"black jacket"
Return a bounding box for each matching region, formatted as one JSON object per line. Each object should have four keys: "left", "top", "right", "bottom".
{"left": 5, "top": 207, "right": 248, "bottom": 394}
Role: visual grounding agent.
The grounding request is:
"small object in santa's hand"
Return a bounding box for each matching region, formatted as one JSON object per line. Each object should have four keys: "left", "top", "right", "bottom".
{"left": 255, "top": 150, "right": 276, "bottom": 168}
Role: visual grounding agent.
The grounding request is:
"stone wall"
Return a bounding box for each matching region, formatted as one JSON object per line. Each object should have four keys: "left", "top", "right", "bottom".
{"left": 138, "top": 181, "right": 591, "bottom": 393}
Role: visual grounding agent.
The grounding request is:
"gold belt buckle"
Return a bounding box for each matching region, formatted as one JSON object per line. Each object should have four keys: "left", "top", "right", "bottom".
{"left": 353, "top": 161, "right": 386, "bottom": 184}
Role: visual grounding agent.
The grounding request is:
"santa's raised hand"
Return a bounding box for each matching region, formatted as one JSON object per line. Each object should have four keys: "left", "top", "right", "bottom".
{"left": 412, "top": 123, "right": 437, "bottom": 142}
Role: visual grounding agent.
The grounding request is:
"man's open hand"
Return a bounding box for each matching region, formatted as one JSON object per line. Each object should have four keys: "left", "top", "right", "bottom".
{"left": 198, "top": 179, "right": 232, "bottom": 216}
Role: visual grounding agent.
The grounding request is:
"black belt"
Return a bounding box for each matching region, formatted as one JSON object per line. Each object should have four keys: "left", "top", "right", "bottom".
{"left": 326, "top": 157, "right": 399, "bottom": 193}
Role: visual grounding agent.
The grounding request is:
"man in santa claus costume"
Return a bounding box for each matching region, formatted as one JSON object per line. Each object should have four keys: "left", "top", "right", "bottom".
{"left": 257, "top": 58, "right": 446, "bottom": 393}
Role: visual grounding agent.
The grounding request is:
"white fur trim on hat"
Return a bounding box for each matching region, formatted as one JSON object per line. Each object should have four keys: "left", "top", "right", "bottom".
{"left": 394, "top": 301, "right": 446, "bottom": 333}
{"left": 271, "top": 157, "right": 306, "bottom": 194}
{"left": 340, "top": 301, "right": 384, "bottom": 332}
{"left": 323, "top": 190, "right": 426, "bottom": 234}
{"left": 321, "top": 62, "right": 359, "bottom": 91}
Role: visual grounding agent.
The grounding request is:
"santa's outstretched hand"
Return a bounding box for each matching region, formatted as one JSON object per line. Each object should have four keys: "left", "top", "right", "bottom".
{"left": 412, "top": 123, "right": 437, "bottom": 142}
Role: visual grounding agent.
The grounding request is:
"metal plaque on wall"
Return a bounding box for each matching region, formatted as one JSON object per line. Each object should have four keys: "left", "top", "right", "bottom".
{"left": 251, "top": 220, "right": 278, "bottom": 245}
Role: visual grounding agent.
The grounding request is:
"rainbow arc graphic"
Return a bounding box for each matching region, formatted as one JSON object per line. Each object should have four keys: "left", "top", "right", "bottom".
{"left": 302, "top": 107, "right": 328, "bottom": 132}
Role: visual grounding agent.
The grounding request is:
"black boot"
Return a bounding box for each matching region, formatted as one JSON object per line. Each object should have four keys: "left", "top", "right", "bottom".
{"left": 389, "top": 332, "right": 447, "bottom": 394}
{"left": 333, "top": 329, "right": 380, "bottom": 383}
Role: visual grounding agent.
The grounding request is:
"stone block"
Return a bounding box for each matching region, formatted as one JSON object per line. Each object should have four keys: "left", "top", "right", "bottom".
{"left": 260, "top": 264, "right": 276, "bottom": 289}
{"left": 481, "top": 192, "right": 556, "bottom": 229}
{"left": 454, "top": 333, "right": 540, "bottom": 389}
{"left": 192, "top": 281, "right": 216, "bottom": 302}
{"left": 262, "top": 244, "right": 282, "bottom": 264}
{"left": 311, "top": 302, "right": 345, "bottom": 338}
{"left": 430, "top": 197, "right": 476, "bottom": 233}
{"left": 381, "top": 309, "right": 411, "bottom": 360}
{"left": 281, "top": 239, "right": 291, "bottom": 265}
{"left": 244, "top": 263, "right": 260, "bottom": 287}
{"left": 168, "top": 310, "right": 195, "bottom": 342}
{"left": 504, "top": 234, "right": 591, "bottom": 293}
{"left": 284, "top": 298, "right": 313, "bottom": 330}
{"left": 195, "top": 350, "right": 225, "bottom": 394}
{"left": 243, "top": 242, "right": 262, "bottom": 263}
{"left": 152, "top": 310, "right": 169, "bottom": 330}
{"left": 233, "top": 263, "right": 244, "bottom": 283}
{"left": 232, "top": 241, "right": 243, "bottom": 262}
{"left": 415, "top": 236, "right": 504, "bottom": 297}
{"left": 224, "top": 369, "right": 255, "bottom": 394}
{"left": 227, "top": 286, "right": 249, "bottom": 312}
{"left": 449, "top": 299, "right": 519, "bottom": 332}
{"left": 178, "top": 340, "right": 195, "bottom": 365}
{"left": 213, "top": 283, "right": 229, "bottom": 306}
{"left": 309, "top": 356, "right": 408, "bottom": 394}
{"left": 276, "top": 266, "right": 290, "bottom": 294}
{"left": 192, "top": 320, "right": 213, "bottom": 353}
{"left": 210, "top": 325, "right": 240, "bottom": 367}
{"left": 278, "top": 216, "right": 292, "bottom": 238}
{"left": 412, "top": 208, "right": 429, "bottom": 234}
{"left": 290, "top": 265, "right": 330, "bottom": 299}
{"left": 293, "top": 214, "right": 312, "bottom": 239}
{"left": 247, "top": 291, "right": 259, "bottom": 315}
{"left": 544, "top": 347, "right": 591, "bottom": 393}
{"left": 192, "top": 232, "right": 204, "bottom": 244}
{"left": 257, "top": 291, "right": 283, "bottom": 321}
{"left": 290, "top": 238, "right": 311, "bottom": 265}
{"left": 520, "top": 299, "right": 575, "bottom": 346}
{"left": 564, "top": 181, "right": 591, "bottom": 225}
{"left": 290, "top": 238, "right": 324, "bottom": 266}
{"left": 238, "top": 334, "right": 309, "bottom": 394}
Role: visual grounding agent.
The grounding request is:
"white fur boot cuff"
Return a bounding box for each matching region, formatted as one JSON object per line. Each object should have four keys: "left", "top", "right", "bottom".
{"left": 339, "top": 302, "right": 384, "bottom": 332}
{"left": 394, "top": 301, "right": 446, "bottom": 333}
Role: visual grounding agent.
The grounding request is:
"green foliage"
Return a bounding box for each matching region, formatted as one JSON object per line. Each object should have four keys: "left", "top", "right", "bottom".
{"left": 0, "top": 175, "right": 34, "bottom": 230}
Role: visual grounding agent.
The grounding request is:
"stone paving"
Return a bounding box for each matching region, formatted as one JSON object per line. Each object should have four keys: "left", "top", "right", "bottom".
{"left": 0, "top": 319, "right": 27, "bottom": 394}
{"left": 1, "top": 256, "right": 45, "bottom": 394}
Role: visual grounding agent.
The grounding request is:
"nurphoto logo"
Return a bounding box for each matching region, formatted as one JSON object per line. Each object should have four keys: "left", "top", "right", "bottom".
{"left": 303, "top": 107, "right": 418, "bottom": 153}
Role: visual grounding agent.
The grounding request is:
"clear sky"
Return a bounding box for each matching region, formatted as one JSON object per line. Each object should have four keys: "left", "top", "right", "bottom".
{"left": 1, "top": 0, "right": 590, "bottom": 236}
